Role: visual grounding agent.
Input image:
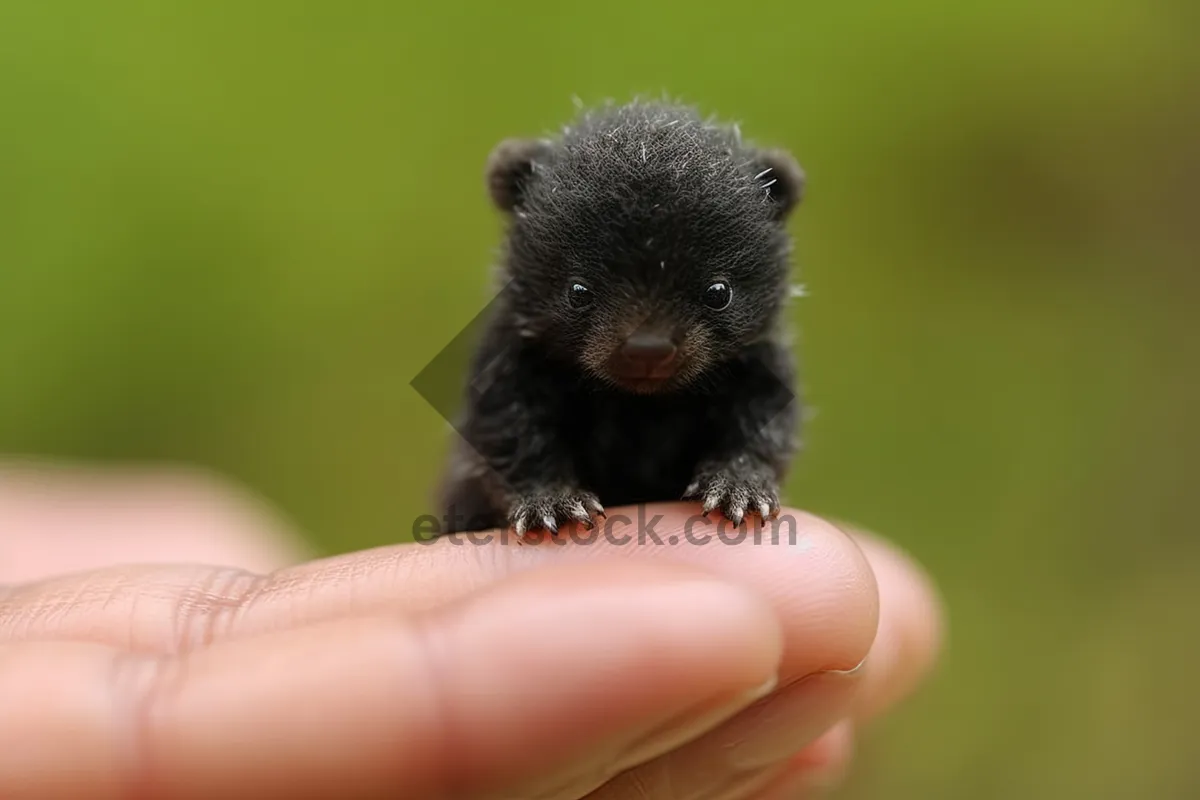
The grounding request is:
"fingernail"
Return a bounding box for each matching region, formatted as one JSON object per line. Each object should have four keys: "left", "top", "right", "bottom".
{"left": 620, "top": 672, "right": 780, "bottom": 765}
{"left": 723, "top": 663, "right": 863, "bottom": 771}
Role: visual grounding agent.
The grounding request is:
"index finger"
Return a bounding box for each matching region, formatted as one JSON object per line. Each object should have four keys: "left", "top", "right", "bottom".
{"left": 2, "top": 504, "right": 879, "bottom": 685}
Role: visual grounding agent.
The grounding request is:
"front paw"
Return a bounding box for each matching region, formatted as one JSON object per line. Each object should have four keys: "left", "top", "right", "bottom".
{"left": 508, "top": 486, "right": 606, "bottom": 537}
{"left": 684, "top": 466, "right": 780, "bottom": 526}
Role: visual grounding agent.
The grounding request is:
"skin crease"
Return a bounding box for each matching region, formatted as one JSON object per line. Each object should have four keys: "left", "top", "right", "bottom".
{"left": 438, "top": 100, "right": 807, "bottom": 537}
{"left": 0, "top": 463, "right": 945, "bottom": 799}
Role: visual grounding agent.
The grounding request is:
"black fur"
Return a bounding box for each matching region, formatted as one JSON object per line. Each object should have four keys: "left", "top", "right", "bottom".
{"left": 437, "top": 99, "right": 804, "bottom": 535}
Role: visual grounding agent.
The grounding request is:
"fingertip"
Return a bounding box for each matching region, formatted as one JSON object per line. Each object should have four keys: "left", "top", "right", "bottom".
{"left": 781, "top": 509, "right": 882, "bottom": 671}
{"left": 500, "top": 503, "right": 883, "bottom": 682}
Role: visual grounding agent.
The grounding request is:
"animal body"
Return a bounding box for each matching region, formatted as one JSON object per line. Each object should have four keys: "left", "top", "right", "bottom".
{"left": 436, "top": 99, "right": 805, "bottom": 536}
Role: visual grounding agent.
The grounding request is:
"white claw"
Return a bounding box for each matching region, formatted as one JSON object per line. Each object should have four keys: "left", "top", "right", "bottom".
{"left": 759, "top": 502, "right": 771, "bottom": 519}
{"left": 543, "top": 515, "right": 558, "bottom": 534}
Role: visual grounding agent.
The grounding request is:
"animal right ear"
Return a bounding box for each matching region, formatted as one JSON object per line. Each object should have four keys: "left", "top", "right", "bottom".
{"left": 753, "top": 148, "right": 806, "bottom": 221}
{"left": 485, "top": 138, "right": 551, "bottom": 212}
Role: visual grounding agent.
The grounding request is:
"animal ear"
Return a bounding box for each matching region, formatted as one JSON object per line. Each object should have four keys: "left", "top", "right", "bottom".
{"left": 485, "top": 138, "right": 551, "bottom": 212}
{"left": 754, "top": 148, "right": 806, "bottom": 221}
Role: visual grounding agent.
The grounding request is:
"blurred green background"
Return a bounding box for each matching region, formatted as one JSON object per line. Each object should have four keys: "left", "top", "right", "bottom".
{"left": 2, "top": 0, "right": 1198, "bottom": 796}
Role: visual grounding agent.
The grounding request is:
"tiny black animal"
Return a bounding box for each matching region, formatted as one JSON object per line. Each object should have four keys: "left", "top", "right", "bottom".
{"left": 437, "top": 99, "right": 805, "bottom": 536}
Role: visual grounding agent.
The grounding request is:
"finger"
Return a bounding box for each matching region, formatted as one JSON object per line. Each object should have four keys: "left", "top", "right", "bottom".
{"left": 0, "top": 562, "right": 783, "bottom": 800}
{"left": 0, "top": 462, "right": 309, "bottom": 582}
{"left": 508, "top": 505, "right": 882, "bottom": 681}
{"left": 1, "top": 505, "right": 877, "bottom": 675}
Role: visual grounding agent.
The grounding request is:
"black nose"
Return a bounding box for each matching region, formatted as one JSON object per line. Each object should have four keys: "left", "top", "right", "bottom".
{"left": 619, "top": 332, "right": 678, "bottom": 367}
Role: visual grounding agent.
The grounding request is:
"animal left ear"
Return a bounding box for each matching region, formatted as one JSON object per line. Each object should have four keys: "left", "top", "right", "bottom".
{"left": 485, "top": 138, "right": 552, "bottom": 213}
{"left": 753, "top": 149, "right": 806, "bottom": 221}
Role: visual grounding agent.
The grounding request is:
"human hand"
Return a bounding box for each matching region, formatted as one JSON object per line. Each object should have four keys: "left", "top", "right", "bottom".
{"left": 0, "top": 463, "right": 943, "bottom": 799}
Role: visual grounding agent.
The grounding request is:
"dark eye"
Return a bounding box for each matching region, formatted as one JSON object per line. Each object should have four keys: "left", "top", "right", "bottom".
{"left": 703, "top": 281, "right": 733, "bottom": 310}
{"left": 567, "top": 281, "right": 593, "bottom": 309}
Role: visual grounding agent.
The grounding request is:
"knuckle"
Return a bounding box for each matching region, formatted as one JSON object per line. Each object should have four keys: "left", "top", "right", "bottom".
{"left": 169, "top": 568, "right": 270, "bottom": 654}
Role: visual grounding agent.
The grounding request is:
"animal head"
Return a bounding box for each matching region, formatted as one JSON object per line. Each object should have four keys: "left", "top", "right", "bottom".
{"left": 487, "top": 100, "right": 804, "bottom": 393}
